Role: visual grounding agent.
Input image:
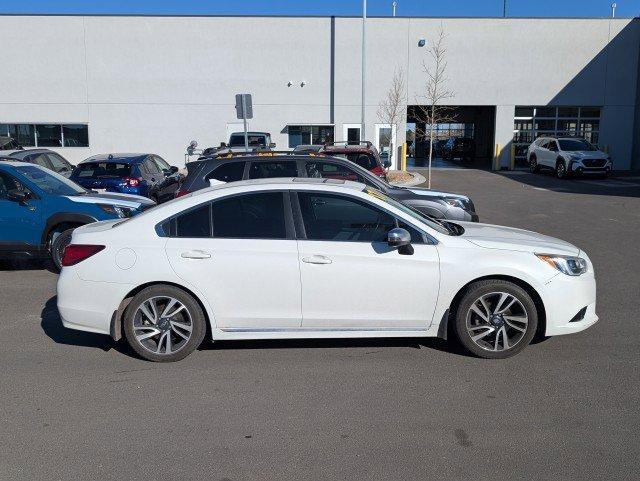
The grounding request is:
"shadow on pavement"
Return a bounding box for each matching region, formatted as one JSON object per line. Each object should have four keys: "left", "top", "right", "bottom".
{"left": 0, "top": 258, "right": 55, "bottom": 272}
{"left": 495, "top": 170, "right": 640, "bottom": 198}
{"left": 40, "top": 295, "right": 473, "bottom": 358}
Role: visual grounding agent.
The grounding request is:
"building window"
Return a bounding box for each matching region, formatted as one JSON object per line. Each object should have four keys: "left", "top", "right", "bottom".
{"left": 512, "top": 107, "right": 601, "bottom": 167}
{"left": 287, "top": 125, "right": 334, "bottom": 148}
{"left": 0, "top": 123, "right": 89, "bottom": 148}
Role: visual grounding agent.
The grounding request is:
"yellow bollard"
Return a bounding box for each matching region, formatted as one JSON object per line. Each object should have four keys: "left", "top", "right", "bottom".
{"left": 401, "top": 143, "right": 407, "bottom": 171}
{"left": 494, "top": 143, "right": 501, "bottom": 171}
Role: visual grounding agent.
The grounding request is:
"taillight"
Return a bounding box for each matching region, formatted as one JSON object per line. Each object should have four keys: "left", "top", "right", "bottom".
{"left": 175, "top": 189, "right": 190, "bottom": 198}
{"left": 124, "top": 177, "right": 141, "bottom": 187}
{"left": 61, "top": 245, "right": 105, "bottom": 267}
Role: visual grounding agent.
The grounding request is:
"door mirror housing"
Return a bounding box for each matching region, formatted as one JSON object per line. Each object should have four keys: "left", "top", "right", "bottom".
{"left": 269, "top": 142, "right": 276, "bottom": 149}
{"left": 383, "top": 159, "right": 392, "bottom": 169}
{"left": 7, "top": 189, "right": 29, "bottom": 204}
{"left": 387, "top": 227, "right": 411, "bottom": 247}
{"left": 169, "top": 165, "right": 179, "bottom": 174}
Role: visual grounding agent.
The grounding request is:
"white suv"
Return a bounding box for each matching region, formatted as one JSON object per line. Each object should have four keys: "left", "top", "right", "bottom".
{"left": 527, "top": 137, "right": 612, "bottom": 179}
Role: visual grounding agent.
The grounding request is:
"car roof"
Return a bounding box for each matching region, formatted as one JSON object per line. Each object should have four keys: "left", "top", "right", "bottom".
{"left": 229, "top": 132, "right": 269, "bottom": 136}
{"left": 80, "top": 153, "right": 150, "bottom": 164}
{"left": 195, "top": 177, "right": 365, "bottom": 196}
{"left": 9, "top": 148, "right": 57, "bottom": 158}
{"left": 0, "top": 159, "right": 37, "bottom": 168}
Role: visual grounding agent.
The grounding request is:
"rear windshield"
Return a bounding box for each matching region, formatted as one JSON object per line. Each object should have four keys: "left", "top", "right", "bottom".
{"left": 229, "top": 134, "right": 267, "bottom": 147}
{"left": 74, "top": 162, "right": 132, "bottom": 178}
{"left": 558, "top": 139, "right": 597, "bottom": 151}
{"left": 333, "top": 153, "right": 377, "bottom": 170}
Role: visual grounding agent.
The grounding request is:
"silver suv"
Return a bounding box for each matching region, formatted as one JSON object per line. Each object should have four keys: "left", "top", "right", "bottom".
{"left": 527, "top": 137, "right": 612, "bottom": 179}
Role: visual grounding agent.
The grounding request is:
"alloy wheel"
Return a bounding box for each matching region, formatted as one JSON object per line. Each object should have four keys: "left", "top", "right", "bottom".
{"left": 556, "top": 162, "right": 566, "bottom": 179}
{"left": 132, "top": 296, "right": 193, "bottom": 355}
{"left": 465, "top": 292, "right": 529, "bottom": 352}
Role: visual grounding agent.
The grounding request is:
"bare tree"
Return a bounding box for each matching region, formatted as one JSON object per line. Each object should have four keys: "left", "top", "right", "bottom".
{"left": 376, "top": 67, "right": 406, "bottom": 169}
{"left": 416, "top": 26, "right": 455, "bottom": 188}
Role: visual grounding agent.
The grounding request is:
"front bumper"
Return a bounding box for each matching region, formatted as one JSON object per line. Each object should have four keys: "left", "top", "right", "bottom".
{"left": 541, "top": 271, "right": 598, "bottom": 336}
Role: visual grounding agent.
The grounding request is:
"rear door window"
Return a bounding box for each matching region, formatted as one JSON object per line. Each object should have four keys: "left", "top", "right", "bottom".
{"left": 25, "top": 153, "right": 52, "bottom": 169}
{"left": 144, "top": 158, "right": 161, "bottom": 174}
{"left": 205, "top": 162, "right": 246, "bottom": 183}
{"left": 46, "top": 153, "right": 72, "bottom": 173}
{"left": 175, "top": 203, "right": 211, "bottom": 238}
{"left": 248, "top": 161, "right": 298, "bottom": 179}
{"left": 212, "top": 192, "right": 286, "bottom": 239}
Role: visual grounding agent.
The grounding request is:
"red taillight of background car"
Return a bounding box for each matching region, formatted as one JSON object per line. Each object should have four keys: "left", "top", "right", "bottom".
{"left": 61, "top": 245, "right": 105, "bottom": 267}
{"left": 124, "top": 177, "right": 141, "bottom": 187}
{"left": 175, "top": 188, "right": 190, "bottom": 198}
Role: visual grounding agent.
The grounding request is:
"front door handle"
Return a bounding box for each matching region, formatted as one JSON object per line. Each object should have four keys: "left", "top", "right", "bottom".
{"left": 181, "top": 250, "right": 211, "bottom": 259}
{"left": 302, "top": 255, "right": 332, "bottom": 265}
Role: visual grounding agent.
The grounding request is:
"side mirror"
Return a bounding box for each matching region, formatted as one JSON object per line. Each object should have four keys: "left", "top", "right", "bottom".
{"left": 169, "top": 166, "right": 179, "bottom": 174}
{"left": 7, "top": 189, "right": 29, "bottom": 204}
{"left": 383, "top": 159, "right": 392, "bottom": 169}
{"left": 269, "top": 142, "right": 276, "bottom": 149}
{"left": 387, "top": 227, "right": 413, "bottom": 255}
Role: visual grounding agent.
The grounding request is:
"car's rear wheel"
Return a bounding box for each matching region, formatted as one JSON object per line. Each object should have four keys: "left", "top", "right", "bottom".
{"left": 123, "top": 285, "right": 206, "bottom": 362}
{"left": 453, "top": 280, "right": 538, "bottom": 359}
{"left": 50, "top": 228, "right": 74, "bottom": 272}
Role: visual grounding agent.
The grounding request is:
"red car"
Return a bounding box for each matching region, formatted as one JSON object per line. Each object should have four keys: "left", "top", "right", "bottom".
{"left": 321, "top": 141, "right": 389, "bottom": 179}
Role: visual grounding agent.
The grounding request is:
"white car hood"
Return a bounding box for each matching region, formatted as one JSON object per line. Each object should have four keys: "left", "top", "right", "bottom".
{"left": 457, "top": 222, "right": 580, "bottom": 256}
{"left": 568, "top": 150, "right": 607, "bottom": 159}
{"left": 408, "top": 187, "right": 468, "bottom": 200}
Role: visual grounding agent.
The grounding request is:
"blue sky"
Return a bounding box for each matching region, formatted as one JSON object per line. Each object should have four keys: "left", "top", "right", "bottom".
{"left": 1, "top": 0, "right": 639, "bottom": 18}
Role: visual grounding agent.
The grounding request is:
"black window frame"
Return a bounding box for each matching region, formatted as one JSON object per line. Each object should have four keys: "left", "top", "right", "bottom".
{"left": 290, "top": 190, "right": 428, "bottom": 244}
{"left": 248, "top": 160, "right": 300, "bottom": 180}
{"left": 156, "top": 191, "right": 296, "bottom": 240}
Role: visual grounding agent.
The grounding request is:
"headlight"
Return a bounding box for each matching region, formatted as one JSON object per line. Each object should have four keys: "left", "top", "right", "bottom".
{"left": 536, "top": 253, "right": 588, "bottom": 276}
{"left": 97, "top": 204, "right": 130, "bottom": 218}
{"left": 569, "top": 154, "right": 582, "bottom": 161}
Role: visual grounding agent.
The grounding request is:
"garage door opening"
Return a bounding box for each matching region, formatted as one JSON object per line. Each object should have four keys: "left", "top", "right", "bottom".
{"left": 406, "top": 106, "right": 496, "bottom": 169}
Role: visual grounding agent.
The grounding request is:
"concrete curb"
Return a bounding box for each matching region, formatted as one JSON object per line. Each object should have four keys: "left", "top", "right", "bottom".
{"left": 388, "top": 171, "right": 427, "bottom": 187}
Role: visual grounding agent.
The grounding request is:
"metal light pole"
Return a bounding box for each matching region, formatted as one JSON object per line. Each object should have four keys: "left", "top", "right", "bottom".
{"left": 361, "top": 0, "right": 367, "bottom": 142}
{"left": 392, "top": 1, "right": 397, "bottom": 16}
{"left": 611, "top": 3, "right": 617, "bottom": 18}
{"left": 503, "top": 0, "right": 507, "bottom": 17}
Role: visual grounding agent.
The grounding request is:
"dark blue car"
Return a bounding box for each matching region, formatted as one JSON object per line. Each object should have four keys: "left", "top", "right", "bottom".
{"left": 0, "top": 160, "right": 155, "bottom": 270}
{"left": 70, "top": 153, "right": 182, "bottom": 204}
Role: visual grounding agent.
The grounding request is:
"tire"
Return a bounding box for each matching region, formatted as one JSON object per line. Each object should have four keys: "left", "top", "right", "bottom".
{"left": 452, "top": 280, "right": 538, "bottom": 359}
{"left": 529, "top": 155, "right": 539, "bottom": 173}
{"left": 556, "top": 160, "right": 568, "bottom": 179}
{"left": 123, "top": 285, "right": 206, "bottom": 362}
{"left": 50, "top": 228, "right": 74, "bottom": 272}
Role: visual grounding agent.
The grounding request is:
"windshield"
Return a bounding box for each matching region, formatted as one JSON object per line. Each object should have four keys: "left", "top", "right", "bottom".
{"left": 364, "top": 187, "right": 450, "bottom": 235}
{"left": 558, "top": 139, "right": 597, "bottom": 151}
{"left": 74, "top": 162, "right": 132, "bottom": 178}
{"left": 16, "top": 165, "right": 86, "bottom": 196}
{"left": 229, "top": 134, "right": 267, "bottom": 147}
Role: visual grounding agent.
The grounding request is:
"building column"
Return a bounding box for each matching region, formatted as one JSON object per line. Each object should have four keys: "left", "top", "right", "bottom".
{"left": 494, "top": 105, "right": 515, "bottom": 170}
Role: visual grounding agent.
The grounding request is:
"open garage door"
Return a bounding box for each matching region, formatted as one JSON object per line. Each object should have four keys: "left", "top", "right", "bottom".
{"left": 407, "top": 106, "right": 496, "bottom": 169}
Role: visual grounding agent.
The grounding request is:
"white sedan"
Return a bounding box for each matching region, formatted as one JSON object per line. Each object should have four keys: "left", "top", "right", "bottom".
{"left": 57, "top": 178, "right": 598, "bottom": 362}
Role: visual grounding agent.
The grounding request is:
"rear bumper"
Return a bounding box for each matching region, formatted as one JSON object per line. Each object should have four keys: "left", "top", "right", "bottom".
{"left": 57, "top": 269, "right": 133, "bottom": 336}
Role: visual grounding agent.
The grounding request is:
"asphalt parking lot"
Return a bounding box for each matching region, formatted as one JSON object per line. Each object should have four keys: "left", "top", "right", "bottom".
{"left": 1, "top": 169, "right": 639, "bottom": 481}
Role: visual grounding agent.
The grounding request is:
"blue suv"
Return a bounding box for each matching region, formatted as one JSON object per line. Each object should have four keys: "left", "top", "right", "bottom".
{"left": 70, "top": 153, "right": 182, "bottom": 203}
{"left": 0, "top": 160, "right": 155, "bottom": 270}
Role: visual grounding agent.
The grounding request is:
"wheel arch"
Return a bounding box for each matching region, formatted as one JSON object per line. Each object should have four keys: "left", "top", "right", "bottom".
{"left": 41, "top": 213, "right": 97, "bottom": 246}
{"left": 110, "top": 281, "right": 213, "bottom": 342}
{"left": 446, "top": 274, "right": 547, "bottom": 340}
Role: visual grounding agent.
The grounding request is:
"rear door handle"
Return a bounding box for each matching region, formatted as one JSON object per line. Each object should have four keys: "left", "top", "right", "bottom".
{"left": 302, "top": 255, "right": 332, "bottom": 265}
{"left": 181, "top": 250, "right": 211, "bottom": 259}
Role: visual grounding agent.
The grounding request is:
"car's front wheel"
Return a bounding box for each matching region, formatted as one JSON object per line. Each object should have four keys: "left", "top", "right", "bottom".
{"left": 50, "top": 228, "right": 75, "bottom": 272}
{"left": 123, "top": 285, "right": 206, "bottom": 362}
{"left": 556, "top": 160, "right": 568, "bottom": 179}
{"left": 453, "top": 280, "right": 538, "bottom": 359}
{"left": 529, "top": 155, "right": 539, "bottom": 173}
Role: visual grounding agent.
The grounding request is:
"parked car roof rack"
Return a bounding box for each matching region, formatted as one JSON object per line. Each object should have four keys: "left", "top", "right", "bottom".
{"left": 324, "top": 141, "right": 373, "bottom": 148}
{"left": 210, "top": 150, "right": 329, "bottom": 159}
